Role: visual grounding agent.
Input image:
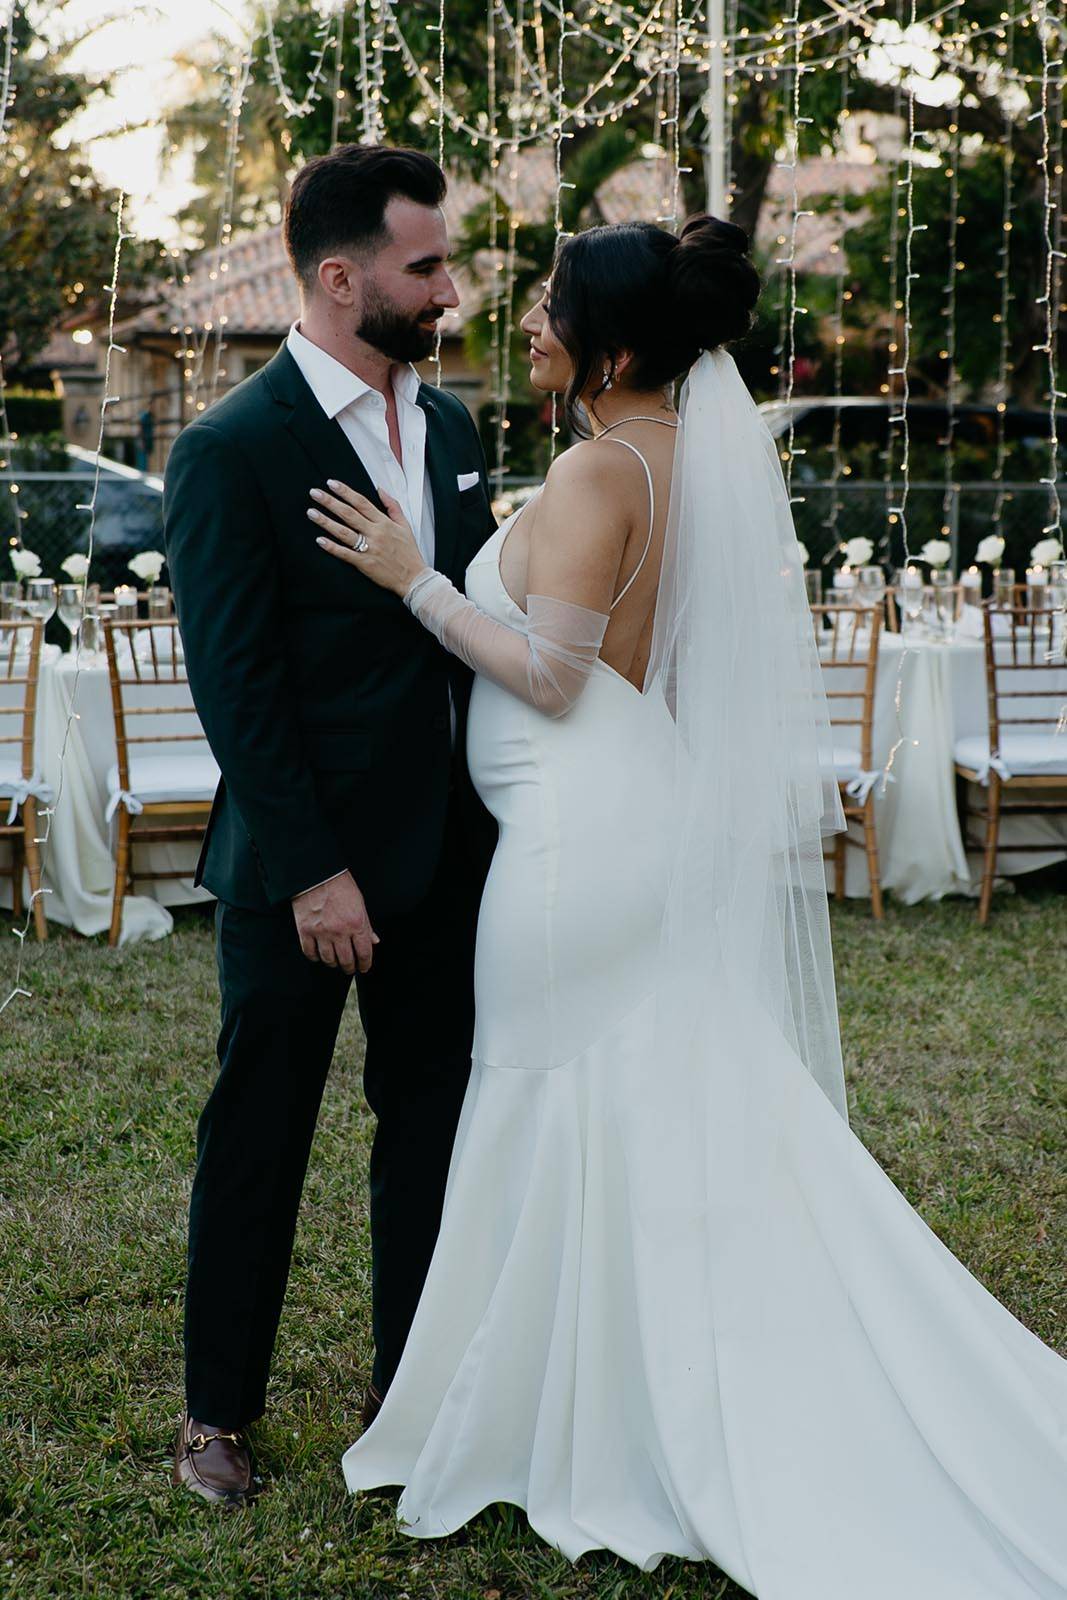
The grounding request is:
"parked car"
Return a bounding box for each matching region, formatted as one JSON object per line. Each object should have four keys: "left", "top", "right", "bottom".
{"left": 755, "top": 397, "right": 1063, "bottom": 570}
{"left": 3, "top": 444, "right": 165, "bottom": 593}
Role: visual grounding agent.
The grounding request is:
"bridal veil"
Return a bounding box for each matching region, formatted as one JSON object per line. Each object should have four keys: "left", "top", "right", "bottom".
{"left": 645, "top": 347, "right": 847, "bottom": 1116}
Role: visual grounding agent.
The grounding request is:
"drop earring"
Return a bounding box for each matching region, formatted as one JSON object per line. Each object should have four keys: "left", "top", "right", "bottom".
{"left": 603, "top": 365, "right": 614, "bottom": 391}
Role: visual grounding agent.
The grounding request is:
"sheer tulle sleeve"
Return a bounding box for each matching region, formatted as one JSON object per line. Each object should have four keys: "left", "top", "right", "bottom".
{"left": 404, "top": 568, "right": 609, "bottom": 718}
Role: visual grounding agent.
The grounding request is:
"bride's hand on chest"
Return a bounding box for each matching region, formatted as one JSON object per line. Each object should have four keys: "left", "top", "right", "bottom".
{"left": 308, "top": 481, "right": 427, "bottom": 598}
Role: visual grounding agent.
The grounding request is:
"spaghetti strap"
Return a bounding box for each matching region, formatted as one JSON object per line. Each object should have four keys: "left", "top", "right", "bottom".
{"left": 599, "top": 437, "right": 656, "bottom": 611}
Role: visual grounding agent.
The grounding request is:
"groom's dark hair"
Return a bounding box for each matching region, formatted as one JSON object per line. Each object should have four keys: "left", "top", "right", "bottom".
{"left": 284, "top": 144, "right": 447, "bottom": 289}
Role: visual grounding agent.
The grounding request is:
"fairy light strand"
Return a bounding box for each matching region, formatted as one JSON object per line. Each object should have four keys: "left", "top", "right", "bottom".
{"left": 1032, "top": 0, "right": 1063, "bottom": 541}
{"left": 0, "top": 1, "right": 21, "bottom": 550}
{"left": 329, "top": 0, "right": 347, "bottom": 148}
{"left": 430, "top": 0, "right": 447, "bottom": 387}
{"left": 882, "top": 0, "right": 904, "bottom": 543}
{"left": 549, "top": 6, "right": 575, "bottom": 461}
{"left": 881, "top": 0, "right": 928, "bottom": 792}
{"left": 205, "top": 50, "right": 252, "bottom": 409}
{"left": 0, "top": 0, "right": 15, "bottom": 148}
{"left": 991, "top": 10, "right": 1016, "bottom": 534}
{"left": 939, "top": 111, "right": 960, "bottom": 553}
{"left": 262, "top": 0, "right": 337, "bottom": 120}
{"left": 780, "top": 0, "right": 814, "bottom": 510}
{"left": 495, "top": 0, "right": 526, "bottom": 482}
{"left": 823, "top": 55, "right": 850, "bottom": 550}
{"left": 486, "top": 0, "right": 506, "bottom": 491}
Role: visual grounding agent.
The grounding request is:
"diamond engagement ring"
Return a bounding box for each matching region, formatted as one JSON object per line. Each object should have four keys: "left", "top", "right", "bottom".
{"left": 354, "top": 534, "right": 369, "bottom": 553}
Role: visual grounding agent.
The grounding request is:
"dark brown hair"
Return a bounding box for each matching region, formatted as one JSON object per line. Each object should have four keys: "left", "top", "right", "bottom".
{"left": 549, "top": 215, "right": 761, "bottom": 434}
{"left": 283, "top": 143, "right": 447, "bottom": 289}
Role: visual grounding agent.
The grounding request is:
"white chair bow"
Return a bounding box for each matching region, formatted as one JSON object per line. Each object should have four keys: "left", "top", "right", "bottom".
{"left": 844, "top": 769, "right": 896, "bottom": 806}
{"left": 105, "top": 788, "right": 145, "bottom": 823}
{"left": 2, "top": 774, "right": 55, "bottom": 826}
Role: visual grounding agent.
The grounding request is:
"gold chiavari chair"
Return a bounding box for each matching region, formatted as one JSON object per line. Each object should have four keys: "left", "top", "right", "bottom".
{"left": 104, "top": 619, "right": 218, "bottom": 947}
{"left": 813, "top": 603, "right": 885, "bottom": 919}
{"left": 0, "top": 620, "right": 49, "bottom": 940}
{"left": 955, "top": 601, "right": 1067, "bottom": 924}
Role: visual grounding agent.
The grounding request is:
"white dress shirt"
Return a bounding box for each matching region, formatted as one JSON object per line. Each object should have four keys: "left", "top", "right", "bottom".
{"left": 286, "top": 320, "right": 436, "bottom": 563}
{"left": 285, "top": 322, "right": 451, "bottom": 902}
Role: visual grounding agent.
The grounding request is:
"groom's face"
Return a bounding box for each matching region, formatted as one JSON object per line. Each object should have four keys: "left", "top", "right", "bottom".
{"left": 354, "top": 196, "right": 459, "bottom": 363}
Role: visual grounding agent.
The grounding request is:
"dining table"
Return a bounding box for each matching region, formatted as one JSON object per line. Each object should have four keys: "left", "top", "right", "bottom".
{"left": 829, "top": 619, "right": 1067, "bottom": 903}
{"left": 0, "top": 644, "right": 213, "bottom": 944}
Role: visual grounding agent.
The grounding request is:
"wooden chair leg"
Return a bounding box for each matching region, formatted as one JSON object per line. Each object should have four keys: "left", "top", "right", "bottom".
{"left": 109, "top": 808, "right": 130, "bottom": 947}
{"left": 10, "top": 824, "right": 23, "bottom": 919}
{"left": 863, "top": 797, "right": 884, "bottom": 920}
{"left": 834, "top": 826, "right": 846, "bottom": 900}
{"left": 22, "top": 798, "right": 47, "bottom": 942}
{"left": 978, "top": 774, "right": 1001, "bottom": 926}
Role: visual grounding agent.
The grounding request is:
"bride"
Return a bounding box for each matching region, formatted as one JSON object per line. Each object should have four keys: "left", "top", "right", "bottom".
{"left": 307, "top": 215, "right": 1067, "bottom": 1596}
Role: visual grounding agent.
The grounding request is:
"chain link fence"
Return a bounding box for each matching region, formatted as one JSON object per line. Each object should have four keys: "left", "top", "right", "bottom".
{"left": 0, "top": 469, "right": 164, "bottom": 594}
{"left": 790, "top": 481, "right": 1065, "bottom": 575}
{"left": 2, "top": 470, "right": 1062, "bottom": 599}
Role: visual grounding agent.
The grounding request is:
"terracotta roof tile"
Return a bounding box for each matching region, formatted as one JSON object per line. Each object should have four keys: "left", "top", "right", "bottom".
{"left": 103, "top": 152, "right": 876, "bottom": 342}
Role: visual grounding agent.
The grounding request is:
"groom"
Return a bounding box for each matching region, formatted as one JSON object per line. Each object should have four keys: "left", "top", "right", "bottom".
{"left": 163, "top": 144, "right": 496, "bottom": 1505}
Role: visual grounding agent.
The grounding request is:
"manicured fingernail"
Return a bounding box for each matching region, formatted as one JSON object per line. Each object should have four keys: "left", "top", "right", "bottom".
{"left": 307, "top": 508, "right": 321, "bottom": 520}
{"left": 309, "top": 487, "right": 324, "bottom": 500}
{"left": 326, "top": 478, "right": 340, "bottom": 489}
{"left": 316, "top": 537, "right": 329, "bottom": 547}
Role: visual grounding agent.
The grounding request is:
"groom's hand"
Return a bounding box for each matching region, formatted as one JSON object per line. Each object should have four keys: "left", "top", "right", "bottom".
{"left": 291, "top": 870, "right": 380, "bottom": 975}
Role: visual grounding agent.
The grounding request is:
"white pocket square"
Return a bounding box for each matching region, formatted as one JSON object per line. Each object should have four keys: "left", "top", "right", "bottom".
{"left": 456, "top": 471, "right": 480, "bottom": 491}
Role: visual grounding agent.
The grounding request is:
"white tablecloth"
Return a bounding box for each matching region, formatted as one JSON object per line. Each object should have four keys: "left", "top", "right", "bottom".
{"left": 0, "top": 648, "right": 211, "bottom": 944}
{"left": 4, "top": 630, "right": 1063, "bottom": 939}
{"left": 834, "top": 629, "right": 1067, "bottom": 903}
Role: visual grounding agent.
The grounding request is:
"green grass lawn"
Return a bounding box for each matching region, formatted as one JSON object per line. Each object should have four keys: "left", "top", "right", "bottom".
{"left": 1, "top": 883, "right": 1065, "bottom": 1599}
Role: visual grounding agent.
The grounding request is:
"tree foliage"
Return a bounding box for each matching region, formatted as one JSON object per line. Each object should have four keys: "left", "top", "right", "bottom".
{"left": 159, "top": 4, "right": 1063, "bottom": 406}
{"left": 0, "top": 2, "right": 162, "bottom": 376}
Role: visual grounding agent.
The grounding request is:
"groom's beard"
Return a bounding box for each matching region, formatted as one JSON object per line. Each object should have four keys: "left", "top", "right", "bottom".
{"left": 358, "top": 281, "right": 441, "bottom": 363}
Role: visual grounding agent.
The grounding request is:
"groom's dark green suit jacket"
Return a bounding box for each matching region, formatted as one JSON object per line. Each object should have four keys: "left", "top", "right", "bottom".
{"left": 163, "top": 342, "right": 497, "bottom": 918}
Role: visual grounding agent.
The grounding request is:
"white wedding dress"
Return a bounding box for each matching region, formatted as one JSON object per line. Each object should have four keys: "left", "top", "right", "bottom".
{"left": 343, "top": 387, "right": 1067, "bottom": 1595}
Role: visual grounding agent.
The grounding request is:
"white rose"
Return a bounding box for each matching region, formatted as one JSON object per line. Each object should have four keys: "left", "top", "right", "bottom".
{"left": 842, "top": 537, "right": 874, "bottom": 567}
{"left": 920, "top": 539, "right": 952, "bottom": 568}
{"left": 796, "top": 540, "right": 810, "bottom": 566}
{"left": 1030, "top": 537, "right": 1064, "bottom": 568}
{"left": 128, "top": 549, "right": 166, "bottom": 584}
{"left": 10, "top": 548, "right": 42, "bottom": 578}
{"left": 974, "top": 534, "right": 1005, "bottom": 567}
{"left": 61, "top": 553, "right": 91, "bottom": 580}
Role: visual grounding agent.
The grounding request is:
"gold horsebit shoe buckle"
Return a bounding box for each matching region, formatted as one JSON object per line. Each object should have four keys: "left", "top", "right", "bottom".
{"left": 189, "top": 1429, "right": 244, "bottom": 1453}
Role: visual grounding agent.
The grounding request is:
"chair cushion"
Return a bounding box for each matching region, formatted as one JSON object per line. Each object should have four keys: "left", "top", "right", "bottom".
{"left": 830, "top": 744, "right": 864, "bottom": 784}
{"left": 954, "top": 732, "right": 1067, "bottom": 778}
{"left": 106, "top": 753, "right": 220, "bottom": 806}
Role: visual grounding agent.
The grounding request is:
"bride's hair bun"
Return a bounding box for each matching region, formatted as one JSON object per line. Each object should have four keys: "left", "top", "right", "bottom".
{"left": 547, "top": 216, "right": 762, "bottom": 434}
{"left": 669, "top": 214, "right": 760, "bottom": 351}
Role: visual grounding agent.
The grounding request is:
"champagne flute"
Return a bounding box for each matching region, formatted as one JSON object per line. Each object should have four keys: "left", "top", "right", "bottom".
{"left": 896, "top": 568, "right": 924, "bottom": 635}
{"left": 58, "top": 583, "right": 84, "bottom": 653}
{"left": 24, "top": 579, "right": 57, "bottom": 635}
{"left": 931, "top": 571, "right": 956, "bottom": 641}
{"left": 0, "top": 580, "right": 21, "bottom": 621}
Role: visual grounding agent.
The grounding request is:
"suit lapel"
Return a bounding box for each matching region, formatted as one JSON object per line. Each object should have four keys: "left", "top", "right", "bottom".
{"left": 418, "top": 387, "right": 461, "bottom": 582}
{"left": 265, "top": 346, "right": 465, "bottom": 575}
{"left": 265, "top": 344, "right": 382, "bottom": 510}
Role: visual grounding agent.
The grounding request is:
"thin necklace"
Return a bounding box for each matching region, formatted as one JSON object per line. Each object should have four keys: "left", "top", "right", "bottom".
{"left": 597, "top": 415, "right": 679, "bottom": 435}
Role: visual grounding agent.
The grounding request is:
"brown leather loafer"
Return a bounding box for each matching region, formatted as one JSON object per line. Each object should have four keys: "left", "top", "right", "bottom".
{"left": 360, "top": 1383, "right": 384, "bottom": 1431}
{"left": 173, "top": 1411, "right": 254, "bottom": 1507}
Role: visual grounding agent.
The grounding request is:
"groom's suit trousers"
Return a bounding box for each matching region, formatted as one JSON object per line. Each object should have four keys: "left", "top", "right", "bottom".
{"left": 184, "top": 796, "right": 481, "bottom": 1430}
